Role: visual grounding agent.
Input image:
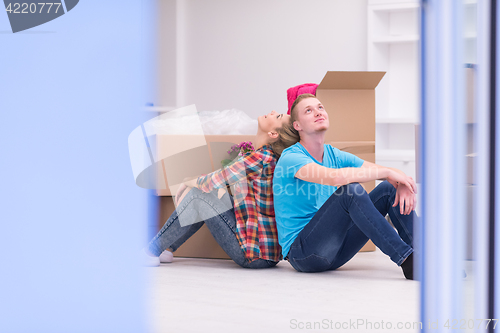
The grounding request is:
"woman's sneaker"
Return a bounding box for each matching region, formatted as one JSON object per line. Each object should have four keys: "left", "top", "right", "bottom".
{"left": 141, "top": 249, "right": 160, "bottom": 267}
{"left": 159, "top": 250, "right": 174, "bottom": 263}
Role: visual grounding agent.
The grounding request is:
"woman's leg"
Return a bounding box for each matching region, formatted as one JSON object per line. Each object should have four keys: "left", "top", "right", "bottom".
{"left": 149, "top": 188, "right": 277, "bottom": 268}
{"left": 287, "top": 183, "right": 413, "bottom": 273}
{"left": 201, "top": 192, "right": 277, "bottom": 269}
{"left": 147, "top": 188, "right": 207, "bottom": 256}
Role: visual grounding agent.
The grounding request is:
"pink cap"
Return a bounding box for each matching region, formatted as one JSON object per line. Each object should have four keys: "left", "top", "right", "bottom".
{"left": 287, "top": 83, "right": 318, "bottom": 115}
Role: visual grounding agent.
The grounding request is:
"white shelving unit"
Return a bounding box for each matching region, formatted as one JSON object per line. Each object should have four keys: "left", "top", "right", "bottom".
{"left": 464, "top": 0, "right": 477, "bottom": 64}
{"left": 372, "top": 35, "right": 419, "bottom": 44}
{"left": 368, "top": 0, "right": 420, "bottom": 180}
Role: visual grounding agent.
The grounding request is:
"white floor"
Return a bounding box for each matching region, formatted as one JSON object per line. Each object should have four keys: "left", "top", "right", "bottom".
{"left": 146, "top": 249, "right": 421, "bottom": 333}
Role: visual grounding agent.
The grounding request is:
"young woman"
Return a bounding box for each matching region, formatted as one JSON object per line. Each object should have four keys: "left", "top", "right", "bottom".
{"left": 272, "top": 94, "right": 417, "bottom": 279}
{"left": 143, "top": 110, "right": 291, "bottom": 268}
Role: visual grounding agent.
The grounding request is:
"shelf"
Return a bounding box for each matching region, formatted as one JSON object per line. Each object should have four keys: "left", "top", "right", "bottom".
{"left": 464, "top": 32, "right": 477, "bottom": 40}
{"left": 464, "top": 0, "right": 477, "bottom": 5}
{"left": 376, "top": 149, "right": 416, "bottom": 162}
{"left": 376, "top": 117, "right": 419, "bottom": 124}
{"left": 143, "top": 106, "right": 177, "bottom": 112}
{"left": 372, "top": 35, "right": 419, "bottom": 44}
{"left": 370, "top": 2, "right": 419, "bottom": 13}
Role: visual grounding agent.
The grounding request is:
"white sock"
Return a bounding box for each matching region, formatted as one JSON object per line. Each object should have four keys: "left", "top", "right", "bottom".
{"left": 159, "top": 250, "right": 173, "bottom": 263}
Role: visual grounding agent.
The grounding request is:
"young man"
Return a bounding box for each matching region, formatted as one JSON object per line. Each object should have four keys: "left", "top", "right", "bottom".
{"left": 273, "top": 94, "right": 417, "bottom": 279}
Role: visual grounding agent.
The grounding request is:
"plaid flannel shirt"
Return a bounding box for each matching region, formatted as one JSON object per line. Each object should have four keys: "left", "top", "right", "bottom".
{"left": 196, "top": 144, "right": 281, "bottom": 262}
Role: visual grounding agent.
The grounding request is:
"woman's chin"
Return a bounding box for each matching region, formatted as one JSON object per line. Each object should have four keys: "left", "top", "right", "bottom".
{"left": 257, "top": 116, "right": 264, "bottom": 127}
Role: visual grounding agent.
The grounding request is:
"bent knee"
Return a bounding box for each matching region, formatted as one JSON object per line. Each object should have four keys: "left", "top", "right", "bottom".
{"left": 342, "top": 182, "right": 366, "bottom": 196}
{"left": 177, "top": 188, "right": 192, "bottom": 204}
{"left": 290, "top": 254, "right": 331, "bottom": 273}
{"left": 377, "top": 180, "right": 396, "bottom": 192}
{"left": 177, "top": 187, "right": 204, "bottom": 206}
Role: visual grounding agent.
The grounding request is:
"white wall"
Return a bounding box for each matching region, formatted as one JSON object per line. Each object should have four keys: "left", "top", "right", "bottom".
{"left": 157, "top": 0, "right": 177, "bottom": 108}
{"left": 158, "top": 0, "right": 368, "bottom": 118}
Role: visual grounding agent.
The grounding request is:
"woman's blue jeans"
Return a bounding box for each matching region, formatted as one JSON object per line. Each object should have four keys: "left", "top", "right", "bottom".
{"left": 147, "top": 187, "right": 278, "bottom": 269}
{"left": 287, "top": 181, "right": 414, "bottom": 273}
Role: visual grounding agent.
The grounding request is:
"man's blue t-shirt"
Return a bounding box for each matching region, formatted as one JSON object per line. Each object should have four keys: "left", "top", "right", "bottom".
{"left": 273, "top": 142, "right": 364, "bottom": 257}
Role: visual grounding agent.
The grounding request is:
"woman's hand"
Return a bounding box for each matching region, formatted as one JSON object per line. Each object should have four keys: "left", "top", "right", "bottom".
{"left": 393, "top": 184, "right": 417, "bottom": 215}
{"left": 174, "top": 177, "right": 198, "bottom": 205}
{"left": 175, "top": 183, "right": 188, "bottom": 206}
{"left": 387, "top": 170, "right": 417, "bottom": 194}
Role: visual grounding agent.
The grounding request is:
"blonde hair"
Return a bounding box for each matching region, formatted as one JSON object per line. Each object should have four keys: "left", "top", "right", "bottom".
{"left": 290, "top": 93, "right": 316, "bottom": 121}
{"left": 270, "top": 93, "right": 315, "bottom": 157}
{"left": 270, "top": 121, "right": 300, "bottom": 157}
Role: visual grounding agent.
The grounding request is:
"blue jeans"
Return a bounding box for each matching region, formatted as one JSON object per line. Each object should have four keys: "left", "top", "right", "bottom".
{"left": 287, "top": 181, "right": 414, "bottom": 273}
{"left": 147, "top": 187, "right": 277, "bottom": 269}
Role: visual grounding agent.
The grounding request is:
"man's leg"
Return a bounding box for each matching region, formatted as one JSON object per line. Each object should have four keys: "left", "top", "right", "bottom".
{"left": 287, "top": 183, "right": 412, "bottom": 273}
{"left": 319, "top": 181, "right": 417, "bottom": 270}
{"left": 369, "top": 180, "right": 415, "bottom": 247}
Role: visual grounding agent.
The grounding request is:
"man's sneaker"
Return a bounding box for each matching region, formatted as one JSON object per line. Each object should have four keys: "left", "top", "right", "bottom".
{"left": 142, "top": 249, "right": 160, "bottom": 267}
{"left": 401, "top": 252, "right": 414, "bottom": 280}
{"left": 159, "top": 250, "right": 174, "bottom": 263}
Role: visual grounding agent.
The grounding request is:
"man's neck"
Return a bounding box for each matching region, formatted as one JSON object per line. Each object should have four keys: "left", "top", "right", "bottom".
{"left": 300, "top": 133, "right": 325, "bottom": 163}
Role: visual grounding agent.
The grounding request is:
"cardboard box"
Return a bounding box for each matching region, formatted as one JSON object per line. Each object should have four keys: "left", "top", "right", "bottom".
{"left": 316, "top": 71, "right": 384, "bottom": 143}
{"left": 328, "top": 141, "right": 376, "bottom": 193}
{"left": 466, "top": 66, "right": 475, "bottom": 124}
{"left": 157, "top": 196, "right": 231, "bottom": 259}
{"left": 155, "top": 135, "right": 256, "bottom": 196}
{"left": 156, "top": 71, "right": 386, "bottom": 258}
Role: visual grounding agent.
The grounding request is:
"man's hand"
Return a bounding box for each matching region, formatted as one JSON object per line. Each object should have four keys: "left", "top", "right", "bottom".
{"left": 387, "top": 170, "right": 417, "bottom": 194}
{"left": 393, "top": 183, "right": 416, "bottom": 215}
{"left": 387, "top": 178, "right": 399, "bottom": 189}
